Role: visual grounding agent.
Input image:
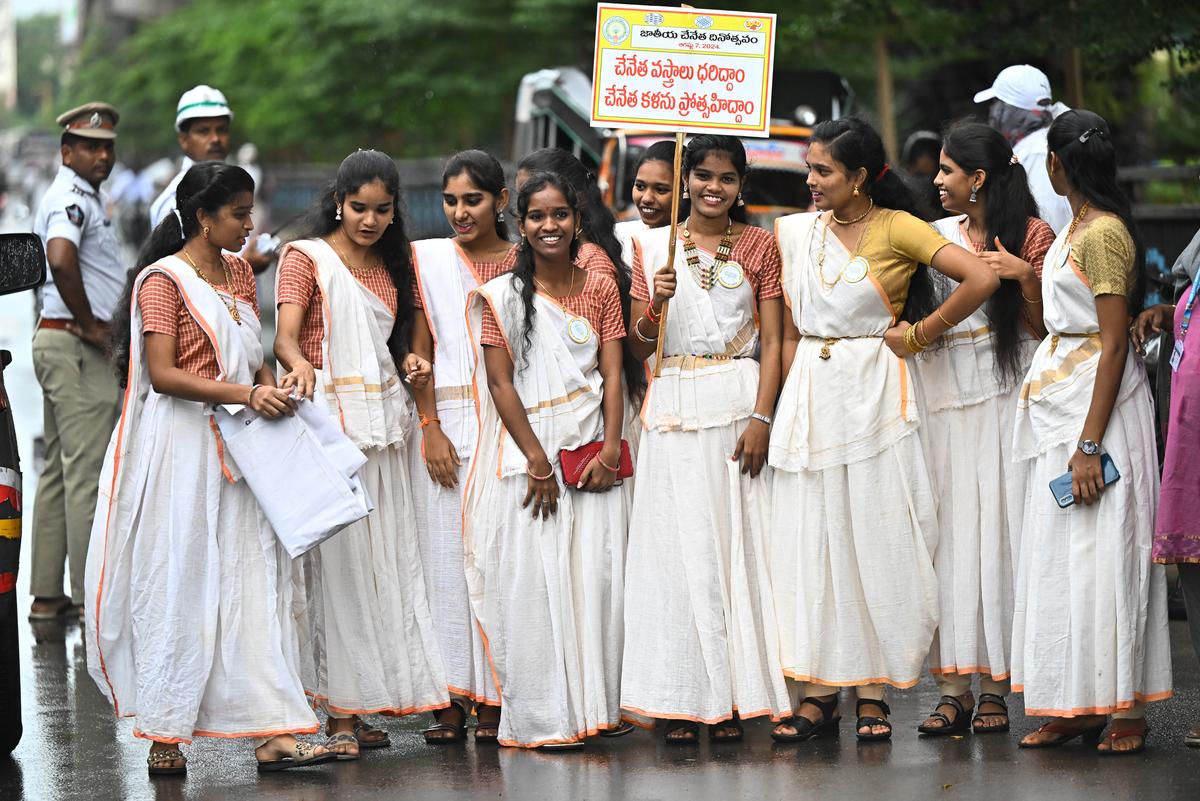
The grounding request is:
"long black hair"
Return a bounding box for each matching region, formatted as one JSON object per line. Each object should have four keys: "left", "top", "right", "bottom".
{"left": 942, "top": 122, "right": 1038, "bottom": 385}
{"left": 518, "top": 148, "right": 645, "bottom": 400}
{"left": 294, "top": 149, "right": 416, "bottom": 360}
{"left": 634, "top": 139, "right": 689, "bottom": 223}
{"left": 442, "top": 149, "right": 511, "bottom": 241}
{"left": 681, "top": 134, "right": 749, "bottom": 224}
{"left": 1047, "top": 109, "right": 1145, "bottom": 311}
{"left": 510, "top": 171, "right": 582, "bottom": 362}
{"left": 811, "top": 117, "right": 936, "bottom": 322}
{"left": 111, "top": 161, "right": 254, "bottom": 384}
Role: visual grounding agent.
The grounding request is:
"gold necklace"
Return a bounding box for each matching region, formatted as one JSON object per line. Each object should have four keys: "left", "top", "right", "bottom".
{"left": 182, "top": 248, "right": 241, "bottom": 325}
{"left": 831, "top": 197, "right": 874, "bottom": 225}
{"left": 815, "top": 213, "right": 870, "bottom": 290}
{"left": 682, "top": 218, "right": 734, "bottom": 291}
{"left": 533, "top": 266, "right": 578, "bottom": 304}
{"left": 329, "top": 236, "right": 381, "bottom": 277}
{"left": 1067, "top": 201, "right": 1091, "bottom": 241}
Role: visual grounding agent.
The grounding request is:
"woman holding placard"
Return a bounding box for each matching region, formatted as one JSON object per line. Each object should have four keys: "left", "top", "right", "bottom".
{"left": 769, "top": 117, "right": 998, "bottom": 743}
{"left": 275, "top": 149, "right": 449, "bottom": 760}
{"left": 463, "top": 171, "right": 628, "bottom": 749}
{"left": 86, "top": 162, "right": 333, "bottom": 774}
{"left": 620, "top": 134, "right": 791, "bottom": 744}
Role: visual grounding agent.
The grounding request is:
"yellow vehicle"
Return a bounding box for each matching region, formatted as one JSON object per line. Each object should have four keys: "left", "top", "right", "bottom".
{"left": 513, "top": 67, "right": 853, "bottom": 228}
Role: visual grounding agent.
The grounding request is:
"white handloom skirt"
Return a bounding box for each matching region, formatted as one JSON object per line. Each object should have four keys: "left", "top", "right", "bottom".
{"left": 771, "top": 430, "right": 940, "bottom": 689}
{"left": 621, "top": 419, "right": 791, "bottom": 724}
{"left": 1011, "top": 394, "right": 1172, "bottom": 716}
{"left": 87, "top": 394, "right": 319, "bottom": 742}
{"left": 409, "top": 444, "right": 500, "bottom": 706}
{"left": 296, "top": 443, "right": 449, "bottom": 717}
{"left": 468, "top": 472, "right": 626, "bottom": 747}
{"left": 925, "top": 392, "right": 1025, "bottom": 681}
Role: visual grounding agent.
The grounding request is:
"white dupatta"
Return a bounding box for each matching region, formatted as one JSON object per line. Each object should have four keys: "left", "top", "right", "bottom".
{"left": 770, "top": 212, "right": 918, "bottom": 472}
{"left": 279, "top": 239, "right": 408, "bottom": 449}
{"left": 411, "top": 237, "right": 484, "bottom": 454}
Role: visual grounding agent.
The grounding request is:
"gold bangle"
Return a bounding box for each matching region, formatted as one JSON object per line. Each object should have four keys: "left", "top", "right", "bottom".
{"left": 936, "top": 310, "right": 955, "bottom": 328}
{"left": 633, "top": 316, "right": 659, "bottom": 343}
{"left": 527, "top": 465, "right": 555, "bottom": 481}
{"left": 595, "top": 454, "right": 620, "bottom": 473}
{"left": 1021, "top": 292, "right": 1042, "bottom": 303}
{"left": 903, "top": 323, "right": 925, "bottom": 354}
{"left": 913, "top": 319, "right": 931, "bottom": 347}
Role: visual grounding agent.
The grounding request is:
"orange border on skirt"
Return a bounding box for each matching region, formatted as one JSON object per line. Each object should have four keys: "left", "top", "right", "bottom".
{"left": 929, "top": 665, "right": 1011, "bottom": 680}
{"left": 134, "top": 724, "right": 320, "bottom": 745}
{"left": 619, "top": 703, "right": 784, "bottom": 725}
{"left": 783, "top": 670, "right": 920, "bottom": 689}
{"left": 1013, "top": 688, "right": 1173, "bottom": 717}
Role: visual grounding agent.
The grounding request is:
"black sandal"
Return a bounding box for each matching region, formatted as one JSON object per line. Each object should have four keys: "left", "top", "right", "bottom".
{"left": 708, "top": 712, "right": 743, "bottom": 743}
{"left": 771, "top": 695, "right": 840, "bottom": 743}
{"left": 422, "top": 700, "right": 467, "bottom": 745}
{"left": 971, "top": 693, "right": 1010, "bottom": 735}
{"left": 664, "top": 720, "right": 700, "bottom": 745}
{"left": 855, "top": 699, "right": 892, "bottom": 742}
{"left": 917, "top": 694, "right": 972, "bottom": 736}
{"left": 475, "top": 703, "right": 501, "bottom": 744}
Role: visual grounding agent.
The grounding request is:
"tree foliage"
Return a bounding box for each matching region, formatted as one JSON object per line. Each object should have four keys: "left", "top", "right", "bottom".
{"left": 60, "top": 0, "right": 1200, "bottom": 163}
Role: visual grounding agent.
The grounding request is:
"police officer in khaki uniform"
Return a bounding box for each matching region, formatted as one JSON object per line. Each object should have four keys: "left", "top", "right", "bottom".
{"left": 28, "top": 103, "right": 124, "bottom": 619}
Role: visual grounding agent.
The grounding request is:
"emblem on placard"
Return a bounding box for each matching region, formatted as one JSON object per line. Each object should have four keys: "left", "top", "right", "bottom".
{"left": 603, "top": 16, "right": 631, "bottom": 45}
{"left": 567, "top": 316, "right": 592, "bottom": 344}
{"left": 844, "top": 257, "right": 869, "bottom": 283}
{"left": 694, "top": 15, "right": 714, "bottom": 28}
{"left": 718, "top": 261, "right": 745, "bottom": 289}
{"left": 644, "top": 12, "right": 664, "bottom": 25}
{"left": 744, "top": 19, "right": 763, "bottom": 31}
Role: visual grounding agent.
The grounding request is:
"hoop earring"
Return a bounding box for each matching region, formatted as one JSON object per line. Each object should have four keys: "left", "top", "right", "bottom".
{"left": 852, "top": 185, "right": 860, "bottom": 197}
{"left": 969, "top": 188, "right": 978, "bottom": 203}
{"left": 202, "top": 225, "right": 210, "bottom": 239}
{"left": 335, "top": 206, "right": 342, "bottom": 221}
{"left": 737, "top": 192, "right": 746, "bottom": 207}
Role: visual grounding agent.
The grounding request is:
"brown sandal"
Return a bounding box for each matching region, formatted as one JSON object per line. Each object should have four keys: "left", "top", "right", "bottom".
{"left": 147, "top": 748, "right": 186, "bottom": 776}
{"left": 1018, "top": 719, "right": 1106, "bottom": 748}
{"left": 1097, "top": 720, "right": 1149, "bottom": 756}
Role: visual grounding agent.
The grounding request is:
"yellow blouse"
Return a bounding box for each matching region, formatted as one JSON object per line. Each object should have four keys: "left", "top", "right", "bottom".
{"left": 849, "top": 209, "right": 951, "bottom": 318}
{"left": 1073, "top": 215, "right": 1135, "bottom": 298}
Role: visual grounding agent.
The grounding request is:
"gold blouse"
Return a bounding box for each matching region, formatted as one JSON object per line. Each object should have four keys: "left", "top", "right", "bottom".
{"left": 852, "top": 209, "right": 952, "bottom": 318}
{"left": 1072, "top": 215, "right": 1135, "bottom": 298}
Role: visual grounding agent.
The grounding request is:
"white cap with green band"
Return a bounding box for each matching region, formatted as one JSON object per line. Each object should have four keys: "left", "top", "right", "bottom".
{"left": 175, "top": 85, "right": 233, "bottom": 131}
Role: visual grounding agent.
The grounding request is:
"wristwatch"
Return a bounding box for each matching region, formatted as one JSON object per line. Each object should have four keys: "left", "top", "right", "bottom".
{"left": 1077, "top": 439, "right": 1101, "bottom": 456}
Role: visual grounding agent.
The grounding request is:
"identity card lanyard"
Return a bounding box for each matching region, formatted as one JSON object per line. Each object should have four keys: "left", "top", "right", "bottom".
{"left": 1169, "top": 281, "right": 1200, "bottom": 372}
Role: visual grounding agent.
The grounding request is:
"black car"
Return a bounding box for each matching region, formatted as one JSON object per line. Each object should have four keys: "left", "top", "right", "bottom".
{"left": 0, "top": 232, "right": 47, "bottom": 757}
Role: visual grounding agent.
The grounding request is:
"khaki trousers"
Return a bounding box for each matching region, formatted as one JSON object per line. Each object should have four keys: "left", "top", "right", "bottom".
{"left": 30, "top": 327, "right": 121, "bottom": 603}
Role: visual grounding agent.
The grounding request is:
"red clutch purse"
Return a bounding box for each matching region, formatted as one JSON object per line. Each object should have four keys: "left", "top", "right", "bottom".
{"left": 559, "top": 440, "right": 633, "bottom": 485}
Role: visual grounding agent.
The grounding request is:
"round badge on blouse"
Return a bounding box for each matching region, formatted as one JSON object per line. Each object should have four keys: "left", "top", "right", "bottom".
{"left": 567, "top": 316, "right": 592, "bottom": 344}
{"left": 844, "top": 256, "right": 870, "bottom": 283}
{"left": 717, "top": 261, "right": 745, "bottom": 289}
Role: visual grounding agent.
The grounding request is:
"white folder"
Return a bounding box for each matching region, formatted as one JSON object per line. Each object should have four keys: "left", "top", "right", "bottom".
{"left": 215, "top": 398, "right": 372, "bottom": 558}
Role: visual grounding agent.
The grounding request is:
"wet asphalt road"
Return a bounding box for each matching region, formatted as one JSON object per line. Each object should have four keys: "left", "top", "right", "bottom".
{"left": 3, "top": 267, "right": 1200, "bottom": 801}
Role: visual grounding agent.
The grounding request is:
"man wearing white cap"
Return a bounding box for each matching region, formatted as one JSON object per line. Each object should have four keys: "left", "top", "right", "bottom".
{"left": 975, "top": 64, "right": 1073, "bottom": 233}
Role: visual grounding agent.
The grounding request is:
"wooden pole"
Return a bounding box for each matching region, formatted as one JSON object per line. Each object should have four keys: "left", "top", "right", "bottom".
{"left": 652, "top": 131, "right": 686, "bottom": 378}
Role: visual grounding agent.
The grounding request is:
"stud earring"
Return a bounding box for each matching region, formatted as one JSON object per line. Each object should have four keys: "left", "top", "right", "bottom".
{"left": 202, "top": 225, "right": 210, "bottom": 239}
{"left": 737, "top": 192, "right": 746, "bottom": 207}
{"left": 852, "top": 185, "right": 860, "bottom": 197}
{"left": 969, "top": 187, "right": 978, "bottom": 203}
{"left": 335, "top": 206, "right": 342, "bottom": 221}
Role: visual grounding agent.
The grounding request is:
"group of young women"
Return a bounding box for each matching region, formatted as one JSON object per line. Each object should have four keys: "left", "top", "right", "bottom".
{"left": 81, "top": 105, "right": 1176, "bottom": 775}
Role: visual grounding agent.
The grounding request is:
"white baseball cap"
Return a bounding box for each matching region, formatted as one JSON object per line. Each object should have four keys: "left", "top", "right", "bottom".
{"left": 973, "top": 65, "right": 1052, "bottom": 111}
{"left": 175, "top": 85, "right": 233, "bottom": 130}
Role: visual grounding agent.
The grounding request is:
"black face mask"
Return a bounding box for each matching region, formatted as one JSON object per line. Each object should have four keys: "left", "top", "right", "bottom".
{"left": 988, "top": 100, "right": 1052, "bottom": 146}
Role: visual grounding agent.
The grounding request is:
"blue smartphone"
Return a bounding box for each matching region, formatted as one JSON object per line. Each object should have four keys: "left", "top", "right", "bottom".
{"left": 1049, "top": 453, "right": 1121, "bottom": 508}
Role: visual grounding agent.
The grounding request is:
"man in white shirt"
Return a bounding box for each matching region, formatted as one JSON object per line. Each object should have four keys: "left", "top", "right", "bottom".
{"left": 149, "top": 85, "right": 271, "bottom": 272}
{"left": 975, "top": 65, "right": 1074, "bottom": 234}
{"left": 29, "top": 103, "right": 124, "bottom": 619}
